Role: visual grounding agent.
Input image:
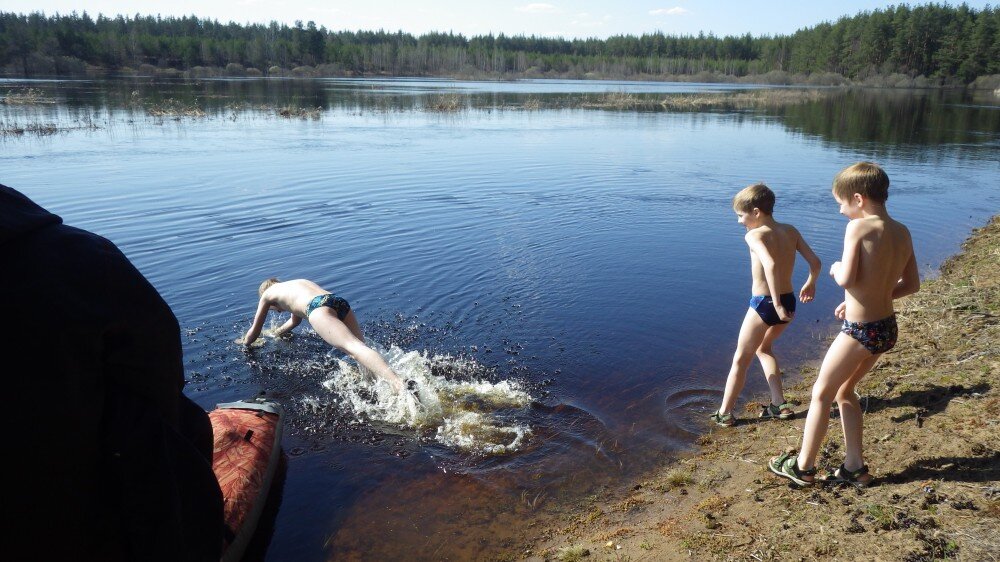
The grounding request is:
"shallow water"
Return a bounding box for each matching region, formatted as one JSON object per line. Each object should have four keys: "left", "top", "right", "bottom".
{"left": 2, "top": 77, "right": 998, "bottom": 560}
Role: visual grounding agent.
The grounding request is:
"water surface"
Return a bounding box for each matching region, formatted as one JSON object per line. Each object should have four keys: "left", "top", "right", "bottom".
{"left": 2, "top": 77, "right": 998, "bottom": 560}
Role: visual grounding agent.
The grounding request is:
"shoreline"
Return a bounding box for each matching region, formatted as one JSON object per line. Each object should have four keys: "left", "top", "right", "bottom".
{"left": 3, "top": 68, "right": 1000, "bottom": 91}
{"left": 522, "top": 216, "right": 999, "bottom": 561}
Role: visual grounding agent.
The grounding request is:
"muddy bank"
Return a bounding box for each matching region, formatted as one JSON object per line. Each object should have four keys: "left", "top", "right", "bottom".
{"left": 520, "top": 216, "right": 999, "bottom": 562}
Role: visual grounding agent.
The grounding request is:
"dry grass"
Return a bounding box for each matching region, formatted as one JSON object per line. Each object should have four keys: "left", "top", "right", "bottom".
{"left": 276, "top": 106, "right": 322, "bottom": 119}
{"left": 425, "top": 94, "right": 464, "bottom": 112}
{"left": 144, "top": 98, "right": 207, "bottom": 117}
{"left": 580, "top": 89, "right": 829, "bottom": 110}
{"left": 555, "top": 545, "right": 589, "bottom": 562}
{"left": 1, "top": 88, "right": 54, "bottom": 105}
{"left": 1, "top": 120, "right": 99, "bottom": 137}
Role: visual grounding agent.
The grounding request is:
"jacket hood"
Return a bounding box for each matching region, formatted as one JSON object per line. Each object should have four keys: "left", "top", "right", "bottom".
{"left": 0, "top": 184, "right": 63, "bottom": 245}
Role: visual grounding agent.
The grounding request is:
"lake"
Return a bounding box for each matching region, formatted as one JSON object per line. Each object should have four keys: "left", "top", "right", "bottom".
{"left": 2, "top": 77, "right": 998, "bottom": 560}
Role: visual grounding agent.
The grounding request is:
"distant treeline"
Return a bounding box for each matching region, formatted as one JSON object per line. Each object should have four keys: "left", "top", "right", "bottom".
{"left": 1, "top": 3, "right": 998, "bottom": 85}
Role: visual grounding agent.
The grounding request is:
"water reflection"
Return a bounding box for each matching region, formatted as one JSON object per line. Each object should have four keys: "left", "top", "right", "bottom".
{"left": 775, "top": 89, "right": 1000, "bottom": 156}
{"left": 3, "top": 78, "right": 998, "bottom": 157}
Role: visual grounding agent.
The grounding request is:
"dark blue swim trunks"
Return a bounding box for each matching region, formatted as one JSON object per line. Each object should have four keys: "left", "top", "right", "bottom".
{"left": 749, "top": 293, "right": 797, "bottom": 326}
{"left": 305, "top": 294, "right": 351, "bottom": 320}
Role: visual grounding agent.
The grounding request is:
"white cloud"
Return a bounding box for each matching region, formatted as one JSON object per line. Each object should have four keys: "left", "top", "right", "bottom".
{"left": 570, "top": 13, "right": 611, "bottom": 29}
{"left": 516, "top": 3, "right": 559, "bottom": 14}
{"left": 649, "top": 7, "right": 691, "bottom": 16}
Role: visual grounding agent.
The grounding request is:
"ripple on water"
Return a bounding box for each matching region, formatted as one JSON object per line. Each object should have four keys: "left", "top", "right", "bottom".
{"left": 662, "top": 386, "right": 725, "bottom": 436}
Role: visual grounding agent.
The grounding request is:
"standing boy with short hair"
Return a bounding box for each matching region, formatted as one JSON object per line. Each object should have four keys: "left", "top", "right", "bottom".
{"left": 712, "top": 183, "right": 822, "bottom": 426}
{"left": 769, "top": 162, "right": 920, "bottom": 486}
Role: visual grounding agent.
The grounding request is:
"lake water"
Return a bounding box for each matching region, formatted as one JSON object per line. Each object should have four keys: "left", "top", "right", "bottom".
{"left": 2, "top": 77, "right": 998, "bottom": 560}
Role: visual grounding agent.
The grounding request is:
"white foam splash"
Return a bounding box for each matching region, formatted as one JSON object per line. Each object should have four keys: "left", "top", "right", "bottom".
{"left": 321, "top": 346, "right": 533, "bottom": 455}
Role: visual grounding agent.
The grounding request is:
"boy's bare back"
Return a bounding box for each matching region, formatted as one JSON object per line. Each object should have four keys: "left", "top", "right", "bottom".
{"left": 262, "top": 279, "right": 328, "bottom": 317}
{"left": 840, "top": 216, "right": 915, "bottom": 322}
{"left": 746, "top": 222, "right": 806, "bottom": 296}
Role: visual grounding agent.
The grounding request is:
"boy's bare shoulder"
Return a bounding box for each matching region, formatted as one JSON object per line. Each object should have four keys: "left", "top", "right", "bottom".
{"left": 776, "top": 221, "right": 803, "bottom": 239}
{"left": 845, "top": 217, "right": 876, "bottom": 236}
{"left": 889, "top": 217, "right": 914, "bottom": 244}
{"left": 890, "top": 216, "right": 912, "bottom": 234}
{"left": 743, "top": 226, "right": 769, "bottom": 244}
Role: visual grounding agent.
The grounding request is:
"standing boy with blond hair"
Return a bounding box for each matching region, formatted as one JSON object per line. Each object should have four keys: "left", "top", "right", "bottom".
{"left": 769, "top": 162, "right": 919, "bottom": 486}
{"left": 712, "top": 183, "right": 822, "bottom": 426}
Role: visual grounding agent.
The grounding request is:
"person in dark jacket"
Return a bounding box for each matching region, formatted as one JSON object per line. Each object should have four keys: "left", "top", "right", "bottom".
{"left": 1, "top": 184, "right": 223, "bottom": 560}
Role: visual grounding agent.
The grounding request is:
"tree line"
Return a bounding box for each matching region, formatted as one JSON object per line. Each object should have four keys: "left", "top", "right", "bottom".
{"left": 1, "top": 3, "right": 997, "bottom": 84}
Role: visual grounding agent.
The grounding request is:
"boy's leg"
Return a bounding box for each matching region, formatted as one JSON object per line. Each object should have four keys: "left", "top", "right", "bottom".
{"left": 836, "top": 353, "right": 880, "bottom": 475}
{"left": 719, "top": 308, "right": 770, "bottom": 415}
{"left": 341, "top": 310, "right": 366, "bottom": 342}
{"left": 309, "top": 310, "right": 404, "bottom": 392}
{"left": 756, "top": 323, "right": 790, "bottom": 407}
{"left": 797, "top": 333, "right": 872, "bottom": 472}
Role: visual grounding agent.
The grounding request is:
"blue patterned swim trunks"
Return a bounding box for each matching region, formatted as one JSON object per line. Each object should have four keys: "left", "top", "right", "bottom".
{"left": 841, "top": 314, "right": 897, "bottom": 354}
{"left": 305, "top": 294, "right": 351, "bottom": 320}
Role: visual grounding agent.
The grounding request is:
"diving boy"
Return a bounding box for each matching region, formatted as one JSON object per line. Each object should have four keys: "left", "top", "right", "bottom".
{"left": 242, "top": 278, "right": 405, "bottom": 392}
{"left": 711, "top": 183, "right": 821, "bottom": 426}
{"left": 769, "top": 162, "right": 919, "bottom": 487}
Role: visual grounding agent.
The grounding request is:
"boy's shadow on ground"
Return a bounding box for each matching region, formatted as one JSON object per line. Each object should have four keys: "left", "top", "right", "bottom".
{"left": 881, "top": 452, "right": 1000, "bottom": 485}
{"left": 863, "top": 382, "right": 991, "bottom": 423}
{"left": 812, "top": 383, "right": 991, "bottom": 425}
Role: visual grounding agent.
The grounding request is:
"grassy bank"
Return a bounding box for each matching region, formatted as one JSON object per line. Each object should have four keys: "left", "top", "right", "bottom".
{"left": 524, "top": 216, "right": 999, "bottom": 562}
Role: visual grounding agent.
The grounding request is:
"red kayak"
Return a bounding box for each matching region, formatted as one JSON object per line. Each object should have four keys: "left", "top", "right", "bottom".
{"left": 209, "top": 399, "right": 284, "bottom": 562}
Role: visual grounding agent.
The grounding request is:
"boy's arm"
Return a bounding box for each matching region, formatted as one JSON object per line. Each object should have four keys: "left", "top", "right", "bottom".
{"left": 746, "top": 233, "right": 791, "bottom": 320}
{"left": 243, "top": 297, "right": 271, "bottom": 345}
{"left": 795, "top": 229, "right": 822, "bottom": 302}
{"left": 892, "top": 250, "right": 920, "bottom": 300}
{"left": 834, "top": 301, "right": 847, "bottom": 320}
{"left": 830, "top": 220, "right": 863, "bottom": 288}
{"left": 273, "top": 314, "right": 301, "bottom": 337}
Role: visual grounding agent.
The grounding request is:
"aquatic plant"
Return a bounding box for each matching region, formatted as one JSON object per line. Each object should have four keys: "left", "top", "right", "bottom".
{"left": 145, "top": 98, "right": 207, "bottom": 117}
{"left": 0, "top": 119, "right": 97, "bottom": 137}
{"left": 581, "top": 89, "right": 829, "bottom": 111}
{"left": 1, "top": 88, "right": 53, "bottom": 105}
{"left": 425, "top": 94, "right": 464, "bottom": 112}
{"left": 276, "top": 106, "right": 321, "bottom": 119}
{"left": 520, "top": 489, "right": 547, "bottom": 510}
{"left": 522, "top": 97, "right": 542, "bottom": 110}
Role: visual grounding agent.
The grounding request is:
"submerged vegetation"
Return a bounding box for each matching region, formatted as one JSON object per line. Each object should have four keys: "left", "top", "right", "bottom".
{"left": 580, "top": 89, "right": 829, "bottom": 110}
{"left": 0, "top": 118, "right": 97, "bottom": 137}
{"left": 425, "top": 94, "right": 465, "bottom": 112}
{"left": 125, "top": 92, "right": 321, "bottom": 120}
{"left": 1, "top": 4, "right": 999, "bottom": 86}
{"left": 0, "top": 88, "right": 53, "bottom": 105}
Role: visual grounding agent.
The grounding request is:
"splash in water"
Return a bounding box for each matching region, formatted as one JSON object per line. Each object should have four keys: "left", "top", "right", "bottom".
{"left": 314, "top": 346, "right": 533, "bottom": 455}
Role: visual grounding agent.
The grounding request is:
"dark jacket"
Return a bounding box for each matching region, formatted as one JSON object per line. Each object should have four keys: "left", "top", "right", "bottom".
{"left": 1, "top": 184, "right": 222, "bottom": 560}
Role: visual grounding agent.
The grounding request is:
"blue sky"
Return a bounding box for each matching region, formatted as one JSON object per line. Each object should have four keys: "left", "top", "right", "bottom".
{"left": 6, "top": 1, "right": 994, "bottom": 38}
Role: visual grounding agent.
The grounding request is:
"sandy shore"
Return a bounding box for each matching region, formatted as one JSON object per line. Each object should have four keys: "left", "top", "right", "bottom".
{"left": 522, "top": 216, "right": 999, "bottom": 562}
